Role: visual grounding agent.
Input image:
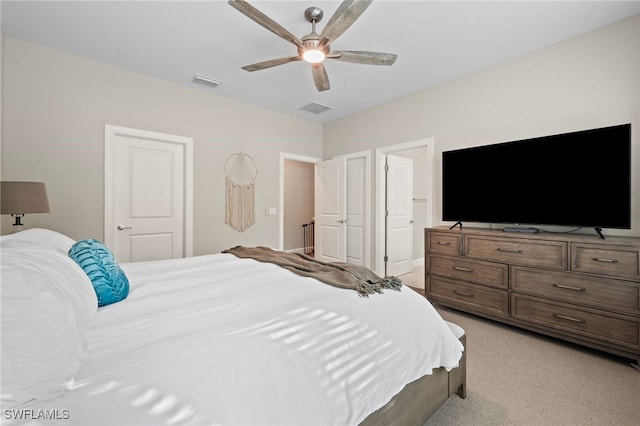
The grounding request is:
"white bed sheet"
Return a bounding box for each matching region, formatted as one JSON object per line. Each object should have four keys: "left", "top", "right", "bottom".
{"left": 9, "top": 253, "right": 463, "bottom": 426}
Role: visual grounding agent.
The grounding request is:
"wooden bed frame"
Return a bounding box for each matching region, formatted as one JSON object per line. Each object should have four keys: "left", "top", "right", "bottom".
{"left": 361, "top": 334, "right": 467, "bottom": 425}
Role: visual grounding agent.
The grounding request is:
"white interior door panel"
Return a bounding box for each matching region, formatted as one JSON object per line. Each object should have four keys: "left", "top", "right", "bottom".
{"left": 105, "top": 125, "right": 193, "bottom": 262}
{"left": 386, "top": 154, "right": 414, "bottom": 277}
{"left": 315, "top": 158, "right": 345, "bottom": 263}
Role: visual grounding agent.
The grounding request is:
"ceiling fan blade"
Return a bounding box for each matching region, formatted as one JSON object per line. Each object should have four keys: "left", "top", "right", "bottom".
{"left": 311, "top": 63, "right": 330, "bottom": 92}
{"left": 229, "top": 0, "right": 303, "bottom": 48}
{"left": 319, "top": 0, "right": 373, "bottom": 47}
{"left": 330, "top": 50, "right": 397, "bottom": 66}
{"left": 242, "top": 56, "right": 302, "bottom": 72}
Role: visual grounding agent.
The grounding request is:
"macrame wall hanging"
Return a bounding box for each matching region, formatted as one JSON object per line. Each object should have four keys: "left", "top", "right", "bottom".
{"left": 225, "top": 152, "right": 257, "bottom": 232}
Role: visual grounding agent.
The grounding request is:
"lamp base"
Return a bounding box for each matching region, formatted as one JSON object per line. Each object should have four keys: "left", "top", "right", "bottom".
{"left": 10, "top": 214, "right": 25, "bottom": 233}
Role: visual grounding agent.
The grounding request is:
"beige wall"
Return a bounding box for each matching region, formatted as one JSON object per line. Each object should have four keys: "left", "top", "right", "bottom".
{"left": 2, "top": 15, "right": 639, "bottom": 260}
{"left": 324, "top": 16, "right": 640, "bottom": 240}
{"left": 283, "top": 159, "right": 315, "bottom": 251}
{"left": 1, "top": 36, "right": 322, "bottom": 254}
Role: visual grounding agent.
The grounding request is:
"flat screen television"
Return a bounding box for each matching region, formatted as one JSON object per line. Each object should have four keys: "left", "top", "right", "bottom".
{"left": 442, "top": 123, "right": 631, "bottom": 231}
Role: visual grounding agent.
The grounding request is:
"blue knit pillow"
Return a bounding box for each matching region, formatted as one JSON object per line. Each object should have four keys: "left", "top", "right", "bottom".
{"left": 68, "top": 239, "right": 129, "bottom": 307}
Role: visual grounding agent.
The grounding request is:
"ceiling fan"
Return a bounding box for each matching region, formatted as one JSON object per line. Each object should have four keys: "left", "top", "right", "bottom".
{"left": 228, "top": 0, "right": 398, "bottom": 92}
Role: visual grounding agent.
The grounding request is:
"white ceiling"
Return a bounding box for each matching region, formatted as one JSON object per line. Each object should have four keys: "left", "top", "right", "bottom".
{"left": 2, "top": 1, "right": 639, "bottom": 123}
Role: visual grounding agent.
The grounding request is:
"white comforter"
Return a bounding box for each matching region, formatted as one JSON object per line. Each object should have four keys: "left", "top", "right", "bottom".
{"left": 11, "top": 253, "right": 463, "bottom": 426}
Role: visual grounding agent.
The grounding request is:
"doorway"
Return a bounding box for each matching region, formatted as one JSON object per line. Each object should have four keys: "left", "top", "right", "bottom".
{"left": 375, "top": 138, "right": 435, "bottom": 277}
{"left": 279, "top": 153, "right": 321, "bottom": 252}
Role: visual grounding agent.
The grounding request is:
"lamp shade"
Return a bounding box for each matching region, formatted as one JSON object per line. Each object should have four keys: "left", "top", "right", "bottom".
{"left": 1, "top": 181, "right": 50, "bottom": 215}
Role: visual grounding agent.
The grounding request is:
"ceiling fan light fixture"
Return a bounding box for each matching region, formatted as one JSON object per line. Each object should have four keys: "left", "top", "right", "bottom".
{"left": 303, "top": 49, "right": 326, "bottom": 64}
{"left": 301, "top": 37, "right": 328, "bottom": 64}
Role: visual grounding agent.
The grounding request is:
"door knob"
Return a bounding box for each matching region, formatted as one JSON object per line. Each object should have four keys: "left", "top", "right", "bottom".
{"left": 409, "top": 219, "right": 415, "bottom": 224}
{"left": 337, "top": 219, "right": 347, "bottom": 224}
{"left": 117, "top": 225, "right": 132, "bottom": 230}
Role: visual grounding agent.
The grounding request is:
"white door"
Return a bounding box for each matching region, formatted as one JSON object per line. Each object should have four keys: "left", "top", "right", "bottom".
{"left": 315, "top": 154, "right": 369, "bottom": 266}
{"left": 346, "top": 157, "right": 367, "bottom": 266}
{"left": 315, "top": 158, "right": 345, "bottom": 263}
{"left": 386, "top": 154, "right": 414, "bottom": 276}
{"left": 105, "top": 125, "right": 193, "bottom": 262}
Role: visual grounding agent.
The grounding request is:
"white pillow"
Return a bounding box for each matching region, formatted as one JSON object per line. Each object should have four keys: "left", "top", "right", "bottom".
{"left": 0, "top": 240, "right": 98, "bottom": 408}
{"left": 0, "top": 228, "right": 77, "bottom": 254}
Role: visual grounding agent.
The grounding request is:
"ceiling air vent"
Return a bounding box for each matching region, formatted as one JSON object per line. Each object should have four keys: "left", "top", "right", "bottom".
{"left": 192, "top": 74, "right": 222, "bottom": 88}
{"left": 300, "top": 102, "right": 332, "bottom": 115}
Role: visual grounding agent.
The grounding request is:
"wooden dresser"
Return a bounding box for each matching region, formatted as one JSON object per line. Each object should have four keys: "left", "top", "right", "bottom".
{"left": 425, "top": 226, "right": 640, "bottom": 363}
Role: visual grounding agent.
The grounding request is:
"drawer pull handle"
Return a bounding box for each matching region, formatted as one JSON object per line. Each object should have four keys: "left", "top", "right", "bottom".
{"left": 453, "top": 266, "right": 473, "bottom": 273}
{"left": 553, "top": 283, "right": 586, "bottom": 292}
{"left": 437, "top": 241, "right": 451, "bottom": 246}
{"left": 453, "top": 290, "right": 474, "bottom": 297}
{"left": 592, "top": 257, "right": 618, "bottom": 264}
{"left": 553, "top": 313, "right": 585, "bottom": 323}
{"left": 497, "top": 248, "right": 523, "bottom": 254}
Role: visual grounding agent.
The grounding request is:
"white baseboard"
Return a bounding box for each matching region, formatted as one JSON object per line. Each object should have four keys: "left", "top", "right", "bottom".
{"left": 285, "top": 248, "right": 305, "bottom": 254}
{"left": 412, "top": 258, "right": 425, "bottom": 268}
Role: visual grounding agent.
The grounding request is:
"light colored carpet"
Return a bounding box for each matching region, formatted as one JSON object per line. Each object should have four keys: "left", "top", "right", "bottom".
{"left": 400, "top": 265, "right": 426, "bottom": 291}
{"left": 398, "top": 267, "right": 640, "bottom": 426}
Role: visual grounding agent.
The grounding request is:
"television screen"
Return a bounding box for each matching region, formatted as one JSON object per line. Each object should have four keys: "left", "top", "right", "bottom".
{"left": 442, "top": 124, "right": 631, "bottom": 229}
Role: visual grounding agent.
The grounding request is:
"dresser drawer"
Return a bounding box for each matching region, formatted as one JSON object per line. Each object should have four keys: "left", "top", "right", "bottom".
{"left": 426, "top": 232, "right": 462, "bottom": 256}
{"left": 464, "top": 236, "right": 567, "bottom": 269}
{"left": 571, "top": 243, "right": 640, "bottom": 280}
{"left": 511, "top": 294, "right": 639, "bottom": 349}
{"left": 511, "top": 266, "right": 640, "bottom": 314}
{"left": 428, "top": 276, "right": 508, "bottom": 318}
{"left": 429, "top": 255, "right": 508, "bottom": 289}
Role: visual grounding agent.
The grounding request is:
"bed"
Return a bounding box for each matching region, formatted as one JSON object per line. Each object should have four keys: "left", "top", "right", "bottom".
{"left": 1, "top": 228, "right": 465, "bottom": 425}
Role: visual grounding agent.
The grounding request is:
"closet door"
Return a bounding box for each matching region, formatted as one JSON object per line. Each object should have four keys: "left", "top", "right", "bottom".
{"left": 385, "top": 154, "right": 414, "bottom": 277}
{"left": 346, "top": 156, "right": 367, "bottom": 266}
{"left": 315, "top": 158, "right": 346, "bottom": 263}
{"left": 315, "top": 153, "right": 369, "bottom": 266}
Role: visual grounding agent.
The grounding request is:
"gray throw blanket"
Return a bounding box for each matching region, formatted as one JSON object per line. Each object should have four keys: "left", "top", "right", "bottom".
{"left": 222, "top": 246, "right": 402, "bottom": 297}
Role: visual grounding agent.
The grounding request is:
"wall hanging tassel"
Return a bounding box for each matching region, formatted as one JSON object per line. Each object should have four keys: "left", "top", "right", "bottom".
{"left": 225, "top": 152, "right": 257, "bottom": 232}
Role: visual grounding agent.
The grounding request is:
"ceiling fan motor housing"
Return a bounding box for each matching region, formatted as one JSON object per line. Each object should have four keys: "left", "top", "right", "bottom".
{"left": 299, "top": 38, "right": 329, "bottom": 56}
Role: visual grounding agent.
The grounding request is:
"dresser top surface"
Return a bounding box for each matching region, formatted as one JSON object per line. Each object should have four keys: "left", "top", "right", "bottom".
{"left": 427, "top": 226, "right": 640, "bottom": 247}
